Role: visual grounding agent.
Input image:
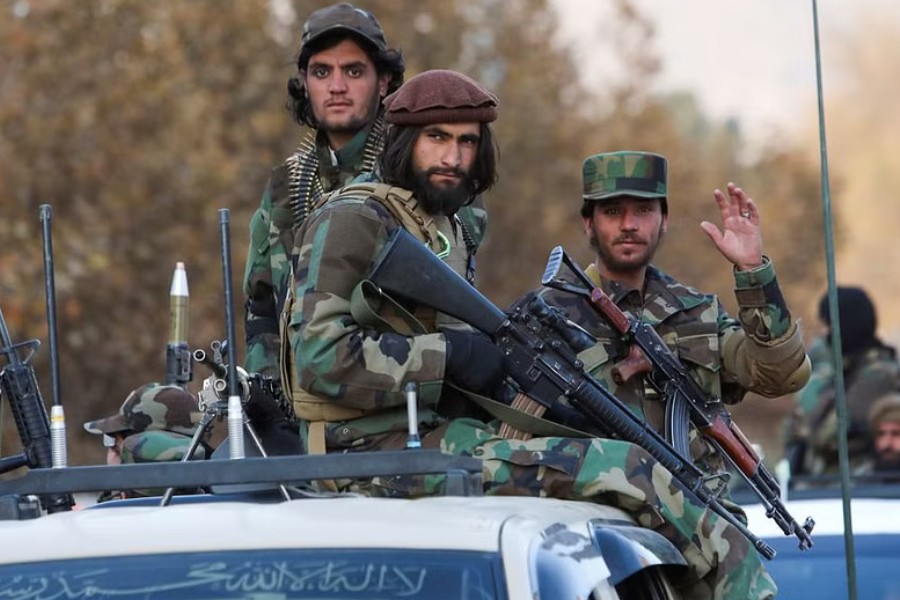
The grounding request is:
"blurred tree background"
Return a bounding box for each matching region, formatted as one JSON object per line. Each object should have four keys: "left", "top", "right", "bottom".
{"left": 0, "top": 0, "right": 835, "bottom": 467}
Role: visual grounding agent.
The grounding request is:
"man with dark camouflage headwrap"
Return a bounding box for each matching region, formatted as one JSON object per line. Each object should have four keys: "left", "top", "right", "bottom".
{"left": 785, "top": 286, "right": 900, "bottom": 476}
{"left": 866, "top": 393, "right": 900, "bottom": 475}
{"left": 242, "top": 3, "right": 487, "bottom": 380}
{"left": 84, "top": 383, "right": 208, "bottom": 501}
{"left": 279, "top": 74, "right": 776, "bottom": 600}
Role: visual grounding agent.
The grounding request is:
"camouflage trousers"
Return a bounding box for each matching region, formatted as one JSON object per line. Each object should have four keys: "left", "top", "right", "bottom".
{"left": 355, "top": 418, "right": 776, "bottom": 600}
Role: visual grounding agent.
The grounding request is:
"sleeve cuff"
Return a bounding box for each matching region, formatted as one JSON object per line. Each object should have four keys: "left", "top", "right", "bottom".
{"left": 733, "top": 255, "right": 775, "bottom": 288}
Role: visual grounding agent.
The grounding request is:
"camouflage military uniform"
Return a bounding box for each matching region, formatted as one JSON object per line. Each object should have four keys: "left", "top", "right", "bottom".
{"left": 534, "top": 257, "right": 807, "bottom": 475}
{"left": 794, "top": 336, "right": 900, "bottom": 475}
{"left": 243, "top": 121, "right": 488, "bottom": 378}
{"left": 283, "top": 180, "right": 473, "bottom": 451}
{"left": 281, "top": 187, "right": 774, "bottom": 599}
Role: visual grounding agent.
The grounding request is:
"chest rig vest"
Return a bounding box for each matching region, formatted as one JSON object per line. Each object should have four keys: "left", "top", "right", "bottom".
{"left": 279, "top": 183, "right": 471, "bottom": 425}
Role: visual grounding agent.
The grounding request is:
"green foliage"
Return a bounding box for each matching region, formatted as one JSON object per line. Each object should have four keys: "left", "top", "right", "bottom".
{"left": 0, "top": 0, "right": 826, "bottom": 464}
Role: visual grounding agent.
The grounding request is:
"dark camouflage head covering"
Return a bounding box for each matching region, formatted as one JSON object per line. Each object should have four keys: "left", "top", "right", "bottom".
{"left": 83, "top": 383, "right": 201, "bottom": 437}
{"left": 818, "top": 286, "right": 877, "bottom": 355}
{"left": 301, "top": 3, "right": 387, "bottom": 53}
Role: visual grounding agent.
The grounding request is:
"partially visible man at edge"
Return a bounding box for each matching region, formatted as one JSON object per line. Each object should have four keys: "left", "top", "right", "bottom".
{"left": 532, "top": 151, "right": 811, "bottom": 482}
{"left": 274, "top": 71, "right": 776, "bottom": 600}
{"left": 243, "top": 2, "right": 488, "bottom": 380}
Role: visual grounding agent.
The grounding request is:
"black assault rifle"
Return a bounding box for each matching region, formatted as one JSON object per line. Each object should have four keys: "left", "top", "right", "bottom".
{"left": 366, "top": 228, "right": 779, "bottom": 559}
{"left": 0, "top": 304, "right": 74, "bottom": 513}
{"left": 540, "top": 246, "right": 814, "bottom": 552}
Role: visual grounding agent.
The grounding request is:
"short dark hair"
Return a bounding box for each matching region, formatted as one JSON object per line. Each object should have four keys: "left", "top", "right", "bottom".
{"left": 378, "top": 123, "right": 499, "bottom": 198}
{"left": 286, "top": 31, "right": 405, "bottom": 128}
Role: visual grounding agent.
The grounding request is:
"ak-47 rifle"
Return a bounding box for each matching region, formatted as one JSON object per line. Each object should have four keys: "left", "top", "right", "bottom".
{"left": 366, "top": 228, "right": 781, "bottom": 559}
{"left": 540, "top": 245, "right": 814, "bottom": 552}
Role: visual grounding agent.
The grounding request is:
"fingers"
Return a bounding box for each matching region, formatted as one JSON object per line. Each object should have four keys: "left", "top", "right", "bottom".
{"left": 715, "top": 182, "right": 757, "bottom": 223}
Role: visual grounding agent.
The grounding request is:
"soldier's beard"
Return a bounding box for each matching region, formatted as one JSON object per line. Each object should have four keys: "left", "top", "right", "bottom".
{"left": 412, "top": 167, "right": 476, "bottom": 216}
{"left": 875, "top": 451, "right": 900, "bottom": 473}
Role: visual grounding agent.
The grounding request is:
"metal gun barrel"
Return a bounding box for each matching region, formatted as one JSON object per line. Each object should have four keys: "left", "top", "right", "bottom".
{"left": 193, "top": 348, "right": 227, "bottom": 378}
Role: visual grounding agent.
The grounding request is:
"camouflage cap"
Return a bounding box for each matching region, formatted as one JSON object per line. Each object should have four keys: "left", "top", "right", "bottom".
{"left": 582, "top": 151, "right": 667, "bottom": 201}
{"left": 870, "top": 393, "right": 900, "bottom": 430}
{"left": 83, "top": 383, "right": 201, "bottom": 437}
{"left": 301, "top": 3, "right": 387, "bottom": 53}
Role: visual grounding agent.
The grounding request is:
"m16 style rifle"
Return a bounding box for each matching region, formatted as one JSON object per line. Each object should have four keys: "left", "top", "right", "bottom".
{"left": 539, "top": 245, "right": 814, "bottom": 552}
{"left": 365, "top": 227, "right": 781, "bottom": 559}
{"left": 0, "top": 304, "right": 74, "bottom": 514}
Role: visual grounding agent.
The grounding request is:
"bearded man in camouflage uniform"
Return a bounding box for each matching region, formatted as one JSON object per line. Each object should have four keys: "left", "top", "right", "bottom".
{"left": 786, "top": 286, "right": 900, "bottom": 476}
{"left": 243, "top": 3, "right": 486, "bottom": 379}
{"left": 277, "top": 71, "right": 776, "bottom": 600}
{"left": 529, "top": 152, "right": 810, "bottom": 482}
{"left": 84, "top": 383, "right": 208, "bottom": 501}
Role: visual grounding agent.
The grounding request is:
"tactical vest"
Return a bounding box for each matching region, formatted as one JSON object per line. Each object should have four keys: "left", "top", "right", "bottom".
{"left": 279, "top": 183, "right": 469, "bottom": 429}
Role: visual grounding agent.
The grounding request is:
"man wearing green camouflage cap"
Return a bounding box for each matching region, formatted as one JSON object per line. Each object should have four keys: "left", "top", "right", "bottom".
{"left": 84, "top": 383, "right": 209, "bottom": 501}
{"left": 242, "top": 3, "right": 488, "bottom": 382}
{"left": 518, "top": 151, "right": 810, "bottom": 596}
{"left": 534, "top": 152, "right": 810, "bottom": 455}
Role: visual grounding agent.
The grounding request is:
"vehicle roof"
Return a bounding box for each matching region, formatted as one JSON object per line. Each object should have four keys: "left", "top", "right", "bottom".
{"left": 0, "top": 494, "right": 636, "bottom": 565}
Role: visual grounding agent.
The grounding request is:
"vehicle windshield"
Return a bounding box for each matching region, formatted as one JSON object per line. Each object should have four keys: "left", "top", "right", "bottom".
{"left": 0, "top": 548, "right": 503, "bottom": 600}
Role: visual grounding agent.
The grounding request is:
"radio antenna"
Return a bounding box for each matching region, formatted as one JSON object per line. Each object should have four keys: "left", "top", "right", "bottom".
{"left": 219, "top": 208, "right": 244, "bottom": 459}
{"left": 39, "top": 204, "right": 67, "bottom": 469}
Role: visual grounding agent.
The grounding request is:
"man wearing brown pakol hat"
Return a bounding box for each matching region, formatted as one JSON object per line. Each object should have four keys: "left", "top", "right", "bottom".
{"left": 275, "top": 71, "right": 778, "bottom": 600}
{"left": 280, "top": 68, "right": 503, "bottom": 456}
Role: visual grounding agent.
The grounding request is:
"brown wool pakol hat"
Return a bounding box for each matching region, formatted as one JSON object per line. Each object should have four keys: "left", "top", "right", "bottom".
{"left": 383, "top": 69, "right": 499, "bottom": 126}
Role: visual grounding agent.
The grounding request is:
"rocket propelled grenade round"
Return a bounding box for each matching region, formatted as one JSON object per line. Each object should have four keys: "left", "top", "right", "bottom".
{"left": 166, "top": 262, "right": 192, "bottom": 387}
{"left": 168, "top": 262, "right": 189, "bottom": 345}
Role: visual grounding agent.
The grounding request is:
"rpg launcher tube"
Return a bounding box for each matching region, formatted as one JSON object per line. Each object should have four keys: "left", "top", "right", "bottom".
{"left": 166, "top": 262, "right": 192, "bottom": 387}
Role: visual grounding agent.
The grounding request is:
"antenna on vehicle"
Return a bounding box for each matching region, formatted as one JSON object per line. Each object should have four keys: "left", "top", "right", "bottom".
{"left": 218, "top": 208, "right": 245, "bottom": 460}
{"left": 811, "top": 0, "right": 857, "bottom": 597}
{"left": 39, "top": 204, "right": 67, "bottom": 469}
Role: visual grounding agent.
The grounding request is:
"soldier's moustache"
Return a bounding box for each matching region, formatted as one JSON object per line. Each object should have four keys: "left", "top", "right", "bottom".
{"left": 413, "top": 167, "right": 476, "bottom": 216}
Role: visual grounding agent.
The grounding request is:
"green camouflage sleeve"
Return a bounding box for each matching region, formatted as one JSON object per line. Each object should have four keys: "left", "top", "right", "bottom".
{"left": 289, "top": 200, "right": 449, "bottom": 410}
{"left": 720, "top": 256, "right": 811, "bottom": 397}
{"left": 243, "top": 179, "right": 281, "bottom": 378}
{"left": 457, "top": 195, "right": 488, "bottom": 247}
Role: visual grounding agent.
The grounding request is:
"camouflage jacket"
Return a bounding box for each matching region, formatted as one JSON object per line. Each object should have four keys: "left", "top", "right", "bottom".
{"left": 97, "top": 430, "right": 208, "bottom": 502}
{"left": 795, "top": 337, "right": 900, "bottom": 474}
{"left": 284, "top": 183, "right": 477, "bottom": 452}
{"left": 532, "top": 258, "right": 809, "bottom": 472}
{"left": 243, "top": 118, "right": 489, "bottom": 378}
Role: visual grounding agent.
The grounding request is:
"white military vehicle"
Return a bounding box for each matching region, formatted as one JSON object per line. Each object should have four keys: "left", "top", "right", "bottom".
{"left": 0, "top": 450, "right": 688, "bottom": 600}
